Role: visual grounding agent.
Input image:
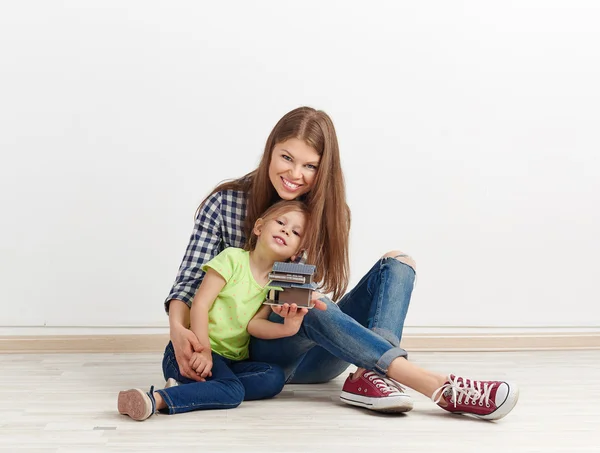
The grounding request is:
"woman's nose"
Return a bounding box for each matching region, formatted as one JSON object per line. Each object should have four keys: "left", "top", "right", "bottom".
{"left": 289, "top": 166, "right": 302, "bottom": 180}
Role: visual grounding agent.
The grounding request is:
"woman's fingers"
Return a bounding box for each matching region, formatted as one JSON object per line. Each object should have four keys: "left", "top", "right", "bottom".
{"left": 310, "top": 292, "right": 328, "bottom": 310}
{"left": 312, "top": 299, "right": 327, "bottom": 311}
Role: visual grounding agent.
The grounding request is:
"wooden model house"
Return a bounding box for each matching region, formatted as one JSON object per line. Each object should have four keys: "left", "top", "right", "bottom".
{"left": 265, "top": 261, "right": 318, "bottom": 309}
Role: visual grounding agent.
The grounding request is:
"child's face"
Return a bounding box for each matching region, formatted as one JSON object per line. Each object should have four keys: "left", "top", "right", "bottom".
{"left": 256, "top": 210, "right": 306, "bottom": 259}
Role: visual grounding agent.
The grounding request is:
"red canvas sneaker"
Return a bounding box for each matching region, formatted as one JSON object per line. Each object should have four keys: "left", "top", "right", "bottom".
{"left": 432, "top": 374, "right": 519, "bottom": 420}
{"left": 340, "top": 369, "right": 413, "bottom": 413}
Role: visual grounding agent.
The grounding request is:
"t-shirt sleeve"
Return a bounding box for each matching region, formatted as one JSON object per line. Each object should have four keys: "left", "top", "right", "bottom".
{"left": 201, "top": 247, "right": 238, "bottom": 283}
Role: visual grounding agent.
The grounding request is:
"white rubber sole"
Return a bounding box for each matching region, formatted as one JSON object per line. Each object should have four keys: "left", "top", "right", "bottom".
{"left": 446, "top": 383, "right": 520, "bottom": 421}
{"left": 340, "top": 391, "right": 414, "bottom": 413}
{"left": 117, "top": 389, "right": 152, "bottom": 421}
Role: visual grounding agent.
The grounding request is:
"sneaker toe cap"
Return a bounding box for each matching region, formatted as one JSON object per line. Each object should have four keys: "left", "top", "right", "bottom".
{"left": 494, "top": 382, "right": 510, "bottom": 406}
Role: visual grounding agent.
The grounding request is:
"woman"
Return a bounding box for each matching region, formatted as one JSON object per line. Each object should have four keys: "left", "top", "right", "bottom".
{"left": 164, "top": 106, "right": 519, "bottom": 420}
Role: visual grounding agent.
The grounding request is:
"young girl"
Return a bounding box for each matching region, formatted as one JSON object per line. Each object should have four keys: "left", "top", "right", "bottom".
{"left": 118, "top": 201, "right": 311, "bottom": 420}
{"left": 165, "top": 107, "right": 519, "bottom": 420}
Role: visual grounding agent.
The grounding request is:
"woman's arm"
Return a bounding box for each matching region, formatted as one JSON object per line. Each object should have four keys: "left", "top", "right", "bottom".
{"left": 247, "top": 304, "right": 308, "bottom": 339}
{"left": 164, "top": 192, "right": 226, "bottom": 314}
{"left": 168, "top": 299, "right": 190, "bottom": 329}
{"left": 164, "top": 192, "right": 226, "bottom": 380}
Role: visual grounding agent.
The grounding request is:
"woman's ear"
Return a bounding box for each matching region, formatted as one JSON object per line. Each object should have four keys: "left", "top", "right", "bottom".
{"left": 253, "top": 218, "right": 265, "bottom": 237}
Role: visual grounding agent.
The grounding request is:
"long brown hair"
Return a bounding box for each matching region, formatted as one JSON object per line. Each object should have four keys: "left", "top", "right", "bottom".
{"left": 245, "top": 200, "right": 310, "bottom": 253}
{"left": 197, "top": 106, "right": 350, "bottom": 300}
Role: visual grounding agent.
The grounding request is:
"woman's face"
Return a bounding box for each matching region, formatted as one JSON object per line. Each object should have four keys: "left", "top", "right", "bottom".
{"left": 268, "top": 138, "right": 320, "bottom": 200}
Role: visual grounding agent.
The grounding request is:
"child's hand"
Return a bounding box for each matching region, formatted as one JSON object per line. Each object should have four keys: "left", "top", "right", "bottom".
{"left": 189, "top": 350, "right": 213, "bottom": 379}
{"left": 274, "top": 303, "right": 308, "bottom": 336}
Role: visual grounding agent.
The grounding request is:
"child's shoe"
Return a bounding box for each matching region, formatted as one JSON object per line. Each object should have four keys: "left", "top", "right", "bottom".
{"left": 432, "top": 374, "right": 519, "bottom": 420}
{"left": 117, "top": 385, "right": 157, "bottom": 421}
{"left": 164, "top": 378, "right": 179, "bottom": 388}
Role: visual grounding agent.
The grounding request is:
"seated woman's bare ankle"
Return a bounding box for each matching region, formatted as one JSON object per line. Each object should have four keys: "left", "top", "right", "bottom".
{"left": 353, "top": 367, "right": 365, "bottom": 378}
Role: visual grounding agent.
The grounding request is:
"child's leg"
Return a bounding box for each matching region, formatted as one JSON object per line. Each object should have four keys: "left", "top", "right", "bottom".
{"left": 154, "top": 353, "right": 245, "bottom": 415}
{"left": 229, "top": 360, "right": 286, "bottom": 401}
{"left": 118, "top": 353, "right": 245, "bottom": 420}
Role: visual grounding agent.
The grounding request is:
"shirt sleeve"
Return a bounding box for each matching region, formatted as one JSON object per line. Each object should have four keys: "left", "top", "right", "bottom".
{"left": 164, "top": 192, "right": 224, "bottom": 313}
{"left": 201, "top": 247, "right": 238, "bottom": 283}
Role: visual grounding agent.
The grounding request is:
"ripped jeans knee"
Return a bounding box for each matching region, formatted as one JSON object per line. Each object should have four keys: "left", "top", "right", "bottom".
{"left": 382, "top": 250, "right": 416, "bottom": 272}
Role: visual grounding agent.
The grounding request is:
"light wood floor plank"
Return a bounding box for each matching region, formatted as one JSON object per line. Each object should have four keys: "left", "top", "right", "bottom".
{"left": 1, "top": 351, "right": 598, "bottom": 452}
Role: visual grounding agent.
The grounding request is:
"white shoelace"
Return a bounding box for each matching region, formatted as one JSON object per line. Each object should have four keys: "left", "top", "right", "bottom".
{"left": 431, "top": 375, "right": 495, "bottom": 408}
{"left": 363, "top": 371, "right": 403, "bottom": 395}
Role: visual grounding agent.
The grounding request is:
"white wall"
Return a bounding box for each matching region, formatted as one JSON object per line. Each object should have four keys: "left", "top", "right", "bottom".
{"left": 1, "top": 1, "right": 599, "bottom": 329}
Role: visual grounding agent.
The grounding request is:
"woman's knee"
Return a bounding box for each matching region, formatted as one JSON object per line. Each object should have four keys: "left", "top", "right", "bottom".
{"left": 162, "top": 342, "right": 181, "bottom": 381}
{"left": 303, "top": 298, "right": 338, "bottom": 327}
{"left": 383, "top": 250, "right": 416, "bottom": 271}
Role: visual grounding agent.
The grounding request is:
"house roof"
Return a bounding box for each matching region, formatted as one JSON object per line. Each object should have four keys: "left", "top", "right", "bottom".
{"left": 272, "top": 262, "right": 316, "bottom": 275}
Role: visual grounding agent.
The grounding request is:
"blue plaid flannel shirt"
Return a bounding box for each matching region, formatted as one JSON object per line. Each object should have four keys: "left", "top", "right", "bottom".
{"left": 164, "top": 189, "right": 247, "bottom": 313}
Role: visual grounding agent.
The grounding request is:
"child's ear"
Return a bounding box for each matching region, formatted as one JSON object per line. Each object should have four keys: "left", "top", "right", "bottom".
{"left": 253, "top": 218, "right": 264, "bottom": 237}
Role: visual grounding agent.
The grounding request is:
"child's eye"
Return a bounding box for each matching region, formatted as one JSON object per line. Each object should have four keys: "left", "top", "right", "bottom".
{"left": 276, "top": 220, "right": 284, "bottom": 225}
{"left": 292, "top": 230, "right": 300, "bottom": 237}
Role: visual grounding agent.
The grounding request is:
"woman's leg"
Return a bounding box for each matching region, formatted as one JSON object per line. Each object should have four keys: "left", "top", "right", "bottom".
{"left": 229, "top": 360, "right": 286, "bottom": 401}
{"left": 250, "top": 251, "right": 416, "bottom": 384}
{"left": 250, "top": 294, "right": 519, "bottom": 420}
{"left": 338, "top": 251, "right": 415, "bottom": 346}
{"left": 250, "top": 298, "right": 407, "bottom": 379}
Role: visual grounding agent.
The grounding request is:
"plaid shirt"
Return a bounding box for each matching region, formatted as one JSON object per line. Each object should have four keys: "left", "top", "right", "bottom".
{"left": 164, "top": 189, "right": 248, "bottom": 313}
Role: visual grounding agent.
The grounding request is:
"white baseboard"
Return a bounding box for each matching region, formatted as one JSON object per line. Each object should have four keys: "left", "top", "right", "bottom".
{"left": 1, "top": 326, "right": 599, "bottom": 353}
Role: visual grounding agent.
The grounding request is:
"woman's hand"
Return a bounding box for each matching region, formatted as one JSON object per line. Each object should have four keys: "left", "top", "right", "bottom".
{"left": 170, "top": 322, "right": 206, "bottom": 382}
{"left": 310, "top": 291, "right": 328, "bottom": 311}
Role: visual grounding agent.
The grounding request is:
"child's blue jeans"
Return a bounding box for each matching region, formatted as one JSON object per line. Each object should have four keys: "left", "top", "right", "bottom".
{"left": 157, "top": 342, "right": 285, "bottom": 414}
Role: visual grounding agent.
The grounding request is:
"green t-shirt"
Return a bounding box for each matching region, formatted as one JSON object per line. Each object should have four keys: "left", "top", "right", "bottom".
{"left": 201, "top": 247, "right": 269, "bottom": 360}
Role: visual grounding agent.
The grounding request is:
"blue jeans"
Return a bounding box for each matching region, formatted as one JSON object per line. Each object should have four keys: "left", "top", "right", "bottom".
{"left": 249, "top": 256, "right": 415, "bottom": 383}
{"left": 157, "top": 342, "right": 285, "bottom": 414}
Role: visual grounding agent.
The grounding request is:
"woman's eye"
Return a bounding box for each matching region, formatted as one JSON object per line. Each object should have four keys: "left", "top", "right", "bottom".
{"left": 306, "top": 164, "right": 318, "bottom": 170}
{"left": 282, "top": 155, "right": 292, "bottom": 162}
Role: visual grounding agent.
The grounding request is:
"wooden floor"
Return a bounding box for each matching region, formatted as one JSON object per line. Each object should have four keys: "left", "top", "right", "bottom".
{"left": 1, "top": 350, "right": 598, "bottom": 452}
